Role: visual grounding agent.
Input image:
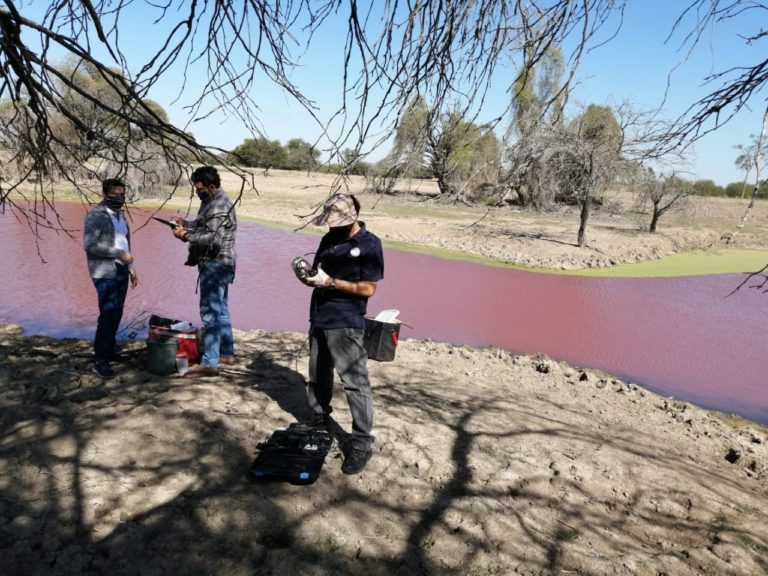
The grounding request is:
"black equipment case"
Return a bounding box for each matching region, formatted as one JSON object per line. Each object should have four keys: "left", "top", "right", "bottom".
{"left": 249, "top": 424, "right": 333, "bottom": 485}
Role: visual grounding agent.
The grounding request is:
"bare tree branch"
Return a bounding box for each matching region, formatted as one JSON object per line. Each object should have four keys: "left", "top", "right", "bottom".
{"left": 660, "top": 1, "right": 768, "bottom": 150}
{"left": 728, "top": 103, "right": 768, "bottom": 242}
{"left": 1, "top": 0, "right": 629, "bottom": 210}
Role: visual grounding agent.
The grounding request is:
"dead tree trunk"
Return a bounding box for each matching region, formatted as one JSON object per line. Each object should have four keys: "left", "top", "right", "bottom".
{"left": 649, "top": 201, "right": 661, "bottom": 233}
{"left": 577, "top": 191, "right": 591, "bottom": 247}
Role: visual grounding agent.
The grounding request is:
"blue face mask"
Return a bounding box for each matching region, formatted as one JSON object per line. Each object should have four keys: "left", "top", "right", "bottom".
{"left": 196, "top": 190, "right": 211, "bottom": 201}
{"left": 105, "top": 195, "right": 125, "bottom": 209}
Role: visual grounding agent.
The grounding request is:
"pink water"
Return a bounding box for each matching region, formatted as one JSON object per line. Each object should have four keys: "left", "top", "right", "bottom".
{"left": 2, "top": 203, "right": 767, "bottom": 422}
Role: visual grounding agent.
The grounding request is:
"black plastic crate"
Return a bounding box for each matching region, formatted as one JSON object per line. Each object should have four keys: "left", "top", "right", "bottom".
{"left": 249, "top": 424, "right": 333, "bottom": 485}
{"left": 363, "top": 318, "right": 401, "bottom": 362}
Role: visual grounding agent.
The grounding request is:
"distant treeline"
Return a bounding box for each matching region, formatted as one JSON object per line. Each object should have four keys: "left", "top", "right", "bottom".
{"left": 225, "top": 137, "right": 765, "bottom": 199}
{"left": 688, "top": 179, "right": 767, "bottom": 199}
{"left": 226, "top": 137, "right": 374, "bottom": 176}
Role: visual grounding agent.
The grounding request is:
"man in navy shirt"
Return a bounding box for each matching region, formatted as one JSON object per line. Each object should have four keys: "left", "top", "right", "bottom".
{"left": 298, "top": 193, "right": 384, "bottom": 474}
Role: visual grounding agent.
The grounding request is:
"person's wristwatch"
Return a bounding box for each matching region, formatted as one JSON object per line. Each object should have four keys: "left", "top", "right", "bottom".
{"left": 329, "top": 278, "right": 336, "bottom": 289}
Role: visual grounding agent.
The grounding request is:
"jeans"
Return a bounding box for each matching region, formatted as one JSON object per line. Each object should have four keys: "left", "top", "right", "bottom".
{"left": 307, "top": 327, "right": 374, "bottom": 450}
{"left": 198, "top": 260, "right": 235, "bottom": 368}
{"left": 92, "top": 264, "right": 129, "bottom": 361}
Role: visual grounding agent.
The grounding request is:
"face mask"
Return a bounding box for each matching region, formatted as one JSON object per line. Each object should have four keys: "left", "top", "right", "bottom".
{"left": 196, "top": 188, "right": 212, "bottom": 202}
{"left": 104, "top": 195, "right": 125, "bottom": 209}
{"left": 328, "top": 224, "right": 354, "bottom": 241}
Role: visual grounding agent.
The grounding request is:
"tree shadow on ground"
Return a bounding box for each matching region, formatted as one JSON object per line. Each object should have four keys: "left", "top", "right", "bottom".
{"left": 1, "top": 329, "right": 767, "bottom": 575}
{"left": 0, "top": 331, "right": 342, "bottom": 575}
{"left": 367, "top": 351, "right": 768, "bottom": 575}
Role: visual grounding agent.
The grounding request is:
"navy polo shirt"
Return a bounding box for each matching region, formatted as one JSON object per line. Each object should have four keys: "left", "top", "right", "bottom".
{"left": 310, "top": 222, "right": 384, "bottom": 329}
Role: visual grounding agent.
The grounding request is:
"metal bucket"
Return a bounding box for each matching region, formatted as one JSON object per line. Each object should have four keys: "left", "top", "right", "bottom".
{"left": 146, "top": 337, "right": 179, "bottom": 375}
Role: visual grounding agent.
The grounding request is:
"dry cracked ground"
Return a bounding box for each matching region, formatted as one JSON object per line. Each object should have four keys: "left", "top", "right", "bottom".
{"left": 1, "top": 323, "right": 767, "bottom": 575}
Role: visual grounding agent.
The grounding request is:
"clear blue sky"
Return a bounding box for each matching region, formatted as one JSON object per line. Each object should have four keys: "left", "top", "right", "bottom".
{"left": 19, "top": 1, "right": 768, "bottom": 187}
{"left": 568, "top": 1, "right": 766, "bottom": 187}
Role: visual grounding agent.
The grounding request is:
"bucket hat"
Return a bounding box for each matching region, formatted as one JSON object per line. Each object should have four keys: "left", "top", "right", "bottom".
{"left": 312, "top": 193, "right": 358, "bottom": 227}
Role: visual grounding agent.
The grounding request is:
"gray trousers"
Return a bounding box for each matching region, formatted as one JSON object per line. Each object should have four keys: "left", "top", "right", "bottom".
{"left": 307, "top": 327, "right": 374, "bottom": 450}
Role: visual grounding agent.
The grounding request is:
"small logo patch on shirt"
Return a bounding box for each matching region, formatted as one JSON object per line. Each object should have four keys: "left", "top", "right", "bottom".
{"left": 349, "top": 247, "right": 361, "bottom": 258}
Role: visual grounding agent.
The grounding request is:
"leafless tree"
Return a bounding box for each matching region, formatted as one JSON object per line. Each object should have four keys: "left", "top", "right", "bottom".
{"left": 734, "top": 143, "right": 757, "bottom": 199}
{"left": 728, "top": 106, "right": 768, "bottom": 243}
{"left": 727, "top": 113, "right": 768, "bottom": 294}
{"left": 544, "top": 104, "right": 624, "bottom": 247}
{"left": 726, "top": 108, "right": 768, "bottom": 294}
{"left": 632, "top": 169, "right": 695, "bottom": 233}
{"left": 0, "top": 0, "right": 628, "bottom": 230}
{"left": 607, "top": 99, "right": 698, "bottom": 233}
{"left": 733, "top": 135, "right": 767, "bottom": 199}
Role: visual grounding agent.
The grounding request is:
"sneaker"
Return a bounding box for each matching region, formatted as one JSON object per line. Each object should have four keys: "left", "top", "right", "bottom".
{"left": 184, "top": 364, "right": 219, "bottom": 378}
{"left": 91, "top": 361, "right": 115, "bottom": 380}
{"left": 341, "top": 448, "right": 372, "bottom": 475}
{"left": 219, "top": 355, "right": 237, "bottom": 366}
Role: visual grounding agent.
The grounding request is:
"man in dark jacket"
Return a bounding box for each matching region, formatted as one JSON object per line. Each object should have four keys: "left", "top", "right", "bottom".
{"left": 297, "top": 193, "right": 384, "bottom": 475}
{"left": 83, "top": 178, "right": 138, "bottom": 379}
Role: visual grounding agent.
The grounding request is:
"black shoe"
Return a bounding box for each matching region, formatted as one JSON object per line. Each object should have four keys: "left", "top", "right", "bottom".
{"left": 91, "top": 361, "right": 115, "bottom": 380}
{"left": 341, "top": 448, "right": 372, "bottom": 475}
{"left": 301, "top": 413, "right": 331, "bottom": 431}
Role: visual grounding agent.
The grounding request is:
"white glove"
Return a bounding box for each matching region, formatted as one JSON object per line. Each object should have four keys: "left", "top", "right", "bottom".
{"left": 306, "top": 265, "right": 332, "bottom": 288}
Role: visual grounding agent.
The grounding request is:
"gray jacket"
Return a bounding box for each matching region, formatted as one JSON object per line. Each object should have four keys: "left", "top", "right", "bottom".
{"left": 83, "top": 204, "right": 132, "bottom": 279}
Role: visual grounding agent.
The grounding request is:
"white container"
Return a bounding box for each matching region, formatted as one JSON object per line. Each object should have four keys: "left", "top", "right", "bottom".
{"left": 175, "top": 355, "right": 189, "bottom": 375}
{"left": 374, "top": 309, "right": 400, "bottom": 323}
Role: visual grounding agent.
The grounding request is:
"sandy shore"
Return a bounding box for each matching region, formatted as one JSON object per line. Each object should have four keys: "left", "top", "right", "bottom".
{"left": 3, "top": 172, "right": 768, "bottom": 574}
